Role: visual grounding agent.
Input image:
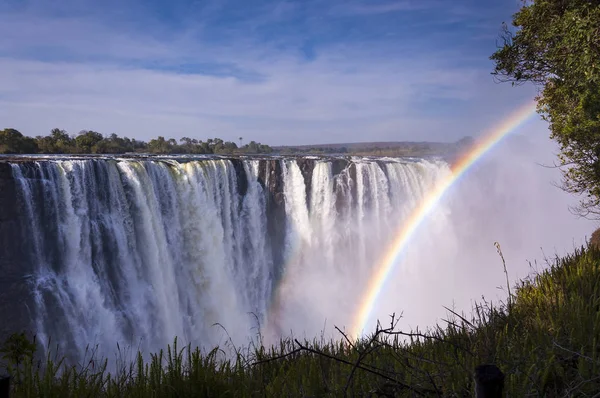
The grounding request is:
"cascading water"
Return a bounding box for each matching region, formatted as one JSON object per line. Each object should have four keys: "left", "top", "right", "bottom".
{"left": 3, "top": 155, "right": 451, "bottom": 362}
{"left": 267, "top": 157, "right": 451, "bottom": 342}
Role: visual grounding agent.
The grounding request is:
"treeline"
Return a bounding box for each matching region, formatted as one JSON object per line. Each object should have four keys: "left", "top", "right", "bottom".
{"left": 352, "top": 138, "right": 474, "bottom": 157}
{"left": 278, "top": 137, "right": 475, "bottom": 157}
{"left": 279, "top": 146, "right": 349, "bottom": 154}
{"left": 0, "top": 128, "right": 273, "bottom": 155}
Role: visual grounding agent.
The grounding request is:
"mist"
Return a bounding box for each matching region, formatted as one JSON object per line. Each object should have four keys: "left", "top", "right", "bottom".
{"left": 263, "top": 121, "right": 594, "bottom": 344}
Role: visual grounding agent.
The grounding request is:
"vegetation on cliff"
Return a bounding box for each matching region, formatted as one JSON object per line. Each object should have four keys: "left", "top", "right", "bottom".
{"left": 0, "top": 128, "right": 273, "bottom": 155}
{"left": 491, "top": 0, "right": 600, "bottom": 217}
{"left": 2, "top": 243, "right": 600, "bottom": 396}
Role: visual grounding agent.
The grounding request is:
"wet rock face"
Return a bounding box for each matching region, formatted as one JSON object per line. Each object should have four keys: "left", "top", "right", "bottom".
{"left": 331, "top": 158, "right": 350, "bottom": 178}
{"left": 348, "top": 162, "right": 358, "bottom": 204}
{"left": 375, "top": 160, "right": 389, "bottom": 180}
{"left": 257, "top": 160, "right": 287, "bottom": 284}
{"left": 0, "top": 163, "right": 15, "bottom": 223}
{"left": 0, "top": 162, "right": 34, "bottom": 342}
{"left": 229, "top": 159, "right": 248, "bottom": 197}
{"left": 257, "top": 159, "right": 285, "bottom": 204}
{"left": 295, "top": 158, "right": 315, "bottom": 210}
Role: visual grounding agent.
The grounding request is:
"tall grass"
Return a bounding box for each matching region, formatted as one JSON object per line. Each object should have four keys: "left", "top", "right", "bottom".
{"left": 3, "top": 245, "right": 600, "bottom": 396}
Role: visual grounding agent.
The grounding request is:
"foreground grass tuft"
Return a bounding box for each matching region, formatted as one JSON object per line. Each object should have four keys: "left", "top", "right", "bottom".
{"left": 3, "top": 245, "right": 600, "bottom": 396}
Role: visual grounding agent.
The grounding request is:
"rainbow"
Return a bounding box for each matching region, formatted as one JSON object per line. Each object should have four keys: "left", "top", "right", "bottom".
{"left": 350, "top": 101, "right": 539, "bottom": 338}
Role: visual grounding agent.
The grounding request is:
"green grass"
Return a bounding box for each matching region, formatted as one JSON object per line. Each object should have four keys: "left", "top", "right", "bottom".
{"left": 3, "top": 245, "right": 600, "bottom": 397}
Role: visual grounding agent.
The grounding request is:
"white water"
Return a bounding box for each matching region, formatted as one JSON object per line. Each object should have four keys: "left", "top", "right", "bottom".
{"left": 8, "top": 153, "right": 590, "bottom": 362}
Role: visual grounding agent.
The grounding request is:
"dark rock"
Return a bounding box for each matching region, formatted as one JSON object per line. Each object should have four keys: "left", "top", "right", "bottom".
{"left": 331, "top": 158, "right": 349, "bottom": 177}
{"left": 0, "top": 162, "right": 35, "bottom": 344}
{"left": 295, "top": 158, "right": 315, "bottom": 210}
{"left": 257, "top": 160, "right": 287, "bottom": 288}
{"left": 375, "top": 159, "right": 389, "bottom": 180}
{"left": 229, "top": 158, "right": 248, "bottom": 197}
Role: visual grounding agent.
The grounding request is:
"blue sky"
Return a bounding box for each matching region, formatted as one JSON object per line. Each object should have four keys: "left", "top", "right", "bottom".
{"left": 0, "top": 0, "right": 539, "bottom": 145}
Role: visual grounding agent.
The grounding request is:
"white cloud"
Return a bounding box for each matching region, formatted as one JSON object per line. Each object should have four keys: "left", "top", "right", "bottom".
{"left": 0, "top": 1, "right": 538, "bottom": 145}
{"left": 330, "top": 1, "right": 419, "bottom": 15}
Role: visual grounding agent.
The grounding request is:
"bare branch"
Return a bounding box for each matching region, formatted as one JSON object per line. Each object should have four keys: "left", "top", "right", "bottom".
{"left": 292, "top": 339, "right": 436, "bottom": 396}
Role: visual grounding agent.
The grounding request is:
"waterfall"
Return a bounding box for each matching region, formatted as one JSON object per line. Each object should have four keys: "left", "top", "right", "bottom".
{"left": 5, "top": 156, "right": 451, "bottom": 361}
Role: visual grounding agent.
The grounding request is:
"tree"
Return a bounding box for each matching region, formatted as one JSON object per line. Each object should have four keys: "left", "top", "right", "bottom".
{"left": 180, "top": 137, "right": 193, "bottom": 146}
{"left": 217, "top": 140, "right": 238, "bottom": 154}
{"left": 50, "top": 128, "right": 74, "bottom": 153}
{"left": 1, "top": 127, "right": 271, "bottom": 156}
{"left": 491, "top": 0, "right": 600, "bottom": 217}
{"left": 0, "top": 129, "right": 38, "bottom": 154}
{"left": 75, "top": 130, "right": 104, "bottom": 153}
{"left": 147, "top": 136, "right": 171, "bottom": 154}
{"left": 247, "top": 140, "right": 259, "bottom": 153}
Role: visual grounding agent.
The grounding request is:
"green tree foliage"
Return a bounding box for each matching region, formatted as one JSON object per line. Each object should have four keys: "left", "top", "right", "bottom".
{"left": 147, "top": 136, "right": 172, "bottom": 153}
{"left": 241, "top": 140, "right": 272, "bottom": 154}
{"left": 0, "top": 332, "right": 37, "bottom": 386}
{"left": 50, "top": 128, "right": 74, "bottom": 153}
{"left": 75, "top": 130, "right": 104, "bottom": 153}
{"left": 491, "top": 0, "right": 600, "bottom": 216}
{"left": 0, "top": 129, "right": 38, "bottom": 154}
{"left": 0, "top": 127, "right": 272, "bottom": 155}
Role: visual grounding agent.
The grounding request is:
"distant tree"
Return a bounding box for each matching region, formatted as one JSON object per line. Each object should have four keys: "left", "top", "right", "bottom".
{"left": 259, "top": 144, "right": 272, "bottom": 154}
{"left": 217, "top": 140, "right": 238, "bottom": 154}
{"left": 210, "top": 138, "right": 224, "bottom": 153}
{"left": 490, "top": 0, "right": 600, "bottom": 216}
{"left": 93, "top": 133, "right": 134, "bottom": 154}
{"left": 49, "top": 128, "right": 74, "bottom": 153}
{"left": 1, "top": 128, "right": 273, "bottom": 156}
{"left": 246, "top": 140, "right": 259, "bottom": 153}
{"left": 198, "top": 140, "right": 210, "bottom": 154}
{"left": 239, "top": 140, "right": 272, "bottom": 154}
{"left": 35, "top": 135, "right": 57, "bottom": 153}
{"left": 147, "top": 136, "right": 172, "bottom": 154}
{"left": 179, "top": 137, "right": 195, "bottom": 154}
{"left": 0, "top": 129, "right": 38, "bottom": 154}
{"left": 75, "top": 130, "right": 104, "bottom": 153}
{"left": 180, "top": 137, "right": 193, "bottom": 146}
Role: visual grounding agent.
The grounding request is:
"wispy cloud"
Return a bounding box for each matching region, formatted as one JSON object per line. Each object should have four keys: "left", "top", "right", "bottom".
{"left": 0, "top": 0, "right": 531, "bottom": 144}
{"left": 330, "top": 1, "right": 420, "bottom": 16}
